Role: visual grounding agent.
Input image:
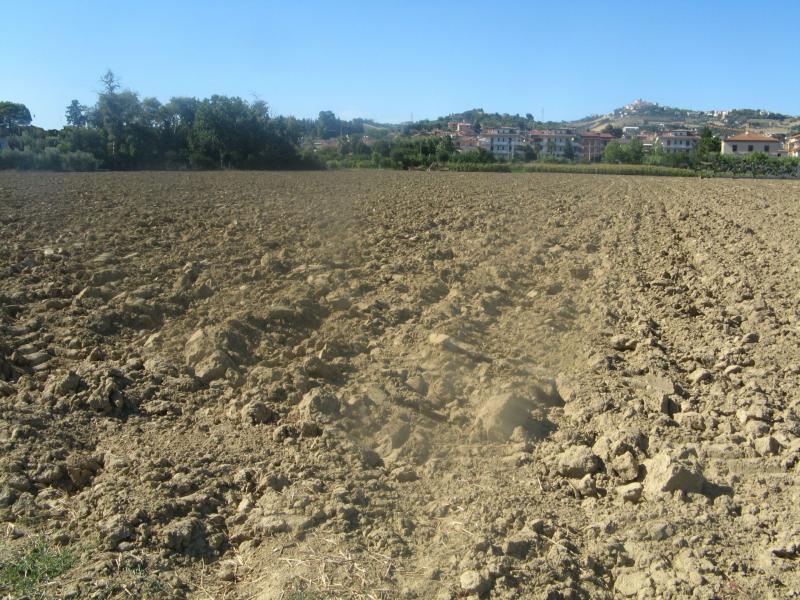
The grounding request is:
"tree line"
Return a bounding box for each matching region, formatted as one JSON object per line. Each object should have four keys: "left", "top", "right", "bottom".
{"left": 0, "top": 72, "right": 345, "bottom": 171}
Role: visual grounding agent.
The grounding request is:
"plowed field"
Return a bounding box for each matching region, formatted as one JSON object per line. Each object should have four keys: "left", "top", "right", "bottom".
{"left": 2, "top": 171, "right": 800, "bottom": 599}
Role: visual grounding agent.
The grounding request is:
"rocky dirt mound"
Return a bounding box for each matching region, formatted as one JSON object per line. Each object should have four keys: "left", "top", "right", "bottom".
{"left": 1, "top": 171, "right": 800, "bottom": 599}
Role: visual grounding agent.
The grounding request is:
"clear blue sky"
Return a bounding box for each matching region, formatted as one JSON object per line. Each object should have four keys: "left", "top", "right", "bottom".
{"left": 4, "top": 0, "right": 799, "bottom": 129}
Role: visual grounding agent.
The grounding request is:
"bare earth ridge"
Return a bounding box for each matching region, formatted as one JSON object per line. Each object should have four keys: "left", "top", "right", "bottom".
{"left": 1, "top": 171, "right": 800, "bottom": 599}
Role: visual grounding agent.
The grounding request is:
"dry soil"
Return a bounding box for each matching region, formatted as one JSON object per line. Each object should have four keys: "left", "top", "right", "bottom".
{"left": 2, "top": 171, "right": 800, "bottom": 599}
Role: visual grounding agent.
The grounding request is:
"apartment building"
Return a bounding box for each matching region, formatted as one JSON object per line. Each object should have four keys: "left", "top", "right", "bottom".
{"left": 579, "top": 131, "right": 614, "bottom": 161}
{"left": 656, "top": 129, "right": 700, "bottom": 154}
{"left": 478, "top": 127, "right": 526, "bottom": 160}
{"left": 721, "top": 131, "right": 786, "bottom": 157}
{"left": 785, "top": 133, "right": 800, "bottom": 157}
{"left": 529, "top": 128, "right": 580, "bottom": 158}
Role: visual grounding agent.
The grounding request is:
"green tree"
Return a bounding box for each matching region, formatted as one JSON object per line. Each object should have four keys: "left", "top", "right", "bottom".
{"left": 438, "top": 135, "right": 455, "bottom": 153}
{"left": 521, "top": 144, "right": 537, "bottom": 161}
{"left": 371, "top": 139, "right": 391, "bottom": 158}
{"left": 563, "top": 139, "right": 575, "bottom": 161}
{"left": 0, "top": 102, "right": 32, "bottom": 134}
{"left": 696, "top": 127, "right": 721, "bottom": 155}
{"left": 188, "top": 95, "right": 293, "bottom": 169}
{"left": 59, "top": 126, "right": 105, "bottom": 157}
{"left": 65, "top": 100, "right": 88, "bottom": 127}
{"left": 90, "top": 71, "right": 146, "bottom": 166}
{"left": 159, "top": 97, "right": 199, "bottom": 164}
{"left": 316, "top": 110, "right": 340, "bottom": 139}
{"left": 191, "top": 96, "right": 256, "bottom": 167}
{"left": 602, "top": 124, "right": 623, "bottom": 138}
{"left": 100, "top": 70, "right": 120, "bottom": 94}
{"left": 626, "top": 137, "right": 644, "bottom": 164}
{"left": 603, "top": 140, "right": 625, "bottom": 163}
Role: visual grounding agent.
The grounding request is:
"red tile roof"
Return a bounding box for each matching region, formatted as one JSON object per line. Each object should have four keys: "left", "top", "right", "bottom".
{"left": 580, "top": 132, "right": 614, "bottom": 139}
{"left": 724, "top": 131, "right": 779, "bottom": 143}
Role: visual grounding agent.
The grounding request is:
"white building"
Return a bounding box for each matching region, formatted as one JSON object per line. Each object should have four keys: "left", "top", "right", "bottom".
{"left": 787, "top": 133, "right": 800, "bottom": 158}
{"left": 721, "top": 131, "right": 786, "bottom": 157}
{"left": 528, "top": 129, "right": 581, "bottom": 159}
{"left": 656, "top": 129, "right": 700, "bottom": 154}
{"left": 478, "top": 127, "right": 526, "bottom": 160}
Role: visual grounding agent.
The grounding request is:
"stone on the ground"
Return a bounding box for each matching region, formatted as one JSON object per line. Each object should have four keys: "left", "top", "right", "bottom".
{"left": 611, "top": 451, "right": 640, "bottom": 482}
{"left": 459, "top": 569, "right": 488, "bottom": 594}
{"left": 609, "top": 334, "right": 636, "bottom": 351}
{"left": 298, "top": 388, "right": 341, "bottom": 421}
{"left": 502, "top": 527, "right": 540, "bottom": 558}
{"left": 614, "top": 570, "right": 653, "bottom": 597}
{"left": 643, "top": 452, "right": 707, "bottom": 497}
{"left": 185, "top": 328, "right": 237, "bottom": 384}
{"left": 616, "top": 482, "right": 643, "bottom": 503}
{"left": 576, "top": 473, "right": 598, "bottom": 497}
{"left": 689, "top": 368, "right": 712, "bottom": 384}
{"left": 557, "top": 445, "right": 602, "bottom": 478}
{"left": 257, "top": 516, "right": 290, "bottom": 535}
{"left": 674, "top": 411, "right": 705, "bottom": 430}
{"left": 194, "top": 350, "right": 235, "bottom": 384}
{"left": 474, "top": 391, "right": 537, "bottom": 442}
{"left": 754, "top": 435, "right": 780, "bottom": 456}
{"left": 45, "top": 371, "right": 82, "bottom": 397}
{"left": 302, "top": 355, "right": 340, "bottom": 381}
{"left": 241, "top": 401, "right": 276, "bottom": 424}
{"left": 405, "top": 374, "right": 428, "bottom": 396}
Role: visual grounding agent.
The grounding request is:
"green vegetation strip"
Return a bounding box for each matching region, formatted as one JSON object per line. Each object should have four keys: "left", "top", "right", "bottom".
{"left": 0, "top": 539, "right": 77, "bottom": 598}
{"left": 518, "top": 163, "right": 697, "bottom": 177}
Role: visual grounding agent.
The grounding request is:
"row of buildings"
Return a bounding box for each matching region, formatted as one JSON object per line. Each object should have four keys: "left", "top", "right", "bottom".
{"left": 442, "top": 121, "right": 800, "bottom": 161}
{"left": 656, "top": 129, "right": 794, "bottom": 158}
{"left": 448, "top": 124, "right": 616, "bottom": 161}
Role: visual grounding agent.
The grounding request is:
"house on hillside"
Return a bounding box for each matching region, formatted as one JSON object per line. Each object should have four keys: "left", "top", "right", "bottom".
{"left": 787, "top": 133, "right": 800, "bottom": 157}
{"left": 638, "top": 133, "right": 656, "bottom": 153}
{"left": 655, "top": 129, "right": 700, "bottom": 154}
{"left": 454, "top": 136, "right": 480, "bottom": 153}
{"left": 622, "top": 126, "right": 640, "bottom": 137}
{"left": 312, "top": 138, "right": 340, "bottom": 150}
{"left": 721, "top": 131, "right": 786, "bottom": 157}
{"left": 579, "top": 131, "right": 614, "bottom": 161}
{"left": 478, "top": 127, "right": 526, "bottom": 160}
{"left": 448, "top": 121, "right": 475, "bottom": 136}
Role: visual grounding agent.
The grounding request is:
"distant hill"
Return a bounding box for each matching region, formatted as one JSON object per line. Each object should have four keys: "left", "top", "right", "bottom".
{"left": 403, "top": 108, "right": 572, "bottom": 134}
{"left": 574, "top": 99, "right": 800, "bottom": 137}
{"left": 402, "top": 100, "right": 800, "bottom": 138}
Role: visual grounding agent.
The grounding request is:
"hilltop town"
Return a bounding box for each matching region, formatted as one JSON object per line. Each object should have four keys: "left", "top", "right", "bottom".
{"left": 425, "top": 123, "right": 797, "bottom": 163}
{"left": 372, "top": 99, "right": 800, "bottom": 162}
